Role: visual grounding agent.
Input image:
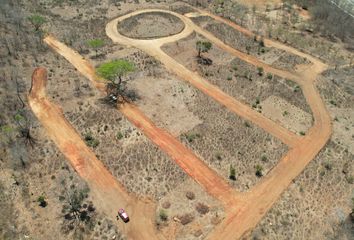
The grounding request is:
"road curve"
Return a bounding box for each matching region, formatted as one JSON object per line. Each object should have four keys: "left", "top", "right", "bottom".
{"left": 28, "top": 68, "right": 162, "bottom": 240}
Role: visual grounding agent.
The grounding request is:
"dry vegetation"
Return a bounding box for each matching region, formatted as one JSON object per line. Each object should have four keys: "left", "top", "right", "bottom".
{"left": 118, "top": 12, "right": 185, "bottom": 39}
{"left": 1, "top": 0, "right": 353, "bottom": 239}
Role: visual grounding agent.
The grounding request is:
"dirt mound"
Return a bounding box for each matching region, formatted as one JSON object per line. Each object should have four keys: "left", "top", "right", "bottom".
{"left": 118, "top": 12, "right": 185, "bottom": 39}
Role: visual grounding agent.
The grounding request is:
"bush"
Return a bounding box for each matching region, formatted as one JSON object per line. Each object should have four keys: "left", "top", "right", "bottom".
{"left": 179, "top": 213, "right": 194, "bottom": 225}
{"left": 185, "top": 191, "right": 195, "bottom": 200}
{"left": 255, "top": 164, "right": 263, "bottom": 177}
{"left": 195, "top": 202, "right": 210, "bottom": 215}
{"left": 257, "top": 67, "right": 264, "bottom": 76}
{"left": 84, "top": 132, "right": 99, "bottom": 148}
{"left": 159, "top": 209, "right": 168, "bottom": 221}
{"left": 162, "top": 201, "right": 171, "bottom": 209}
{"left": 37, "top": 195, "right": 47, "bottom": 207}
{"left": 229, "top": 165, "right": 236, "bottom": 181}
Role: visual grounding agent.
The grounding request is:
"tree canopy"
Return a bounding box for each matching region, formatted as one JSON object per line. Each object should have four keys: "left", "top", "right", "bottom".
{"left": 96, "top": 59, "right": 135, "bottom": 82}
{"left": 28, "top": 15, "right": 46, "bottom": 31}
{"left": 196, "top": 40, "right": 212, "bottom": 57}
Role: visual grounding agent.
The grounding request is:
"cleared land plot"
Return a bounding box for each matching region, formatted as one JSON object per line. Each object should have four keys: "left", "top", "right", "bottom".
{"left": 190, "top": 16, "right": 310, "bottom": 71}
{"left": 179, "top": 88, "right": 288, "bottom": 192}
{"left": 162, "top": 34, "right": 312, "bottom": 134}
{"left": 47, "top": 54, "right": 189, "bottom": 201}
{"left": 118, "top": 12, "right": 185, "bottom": 39}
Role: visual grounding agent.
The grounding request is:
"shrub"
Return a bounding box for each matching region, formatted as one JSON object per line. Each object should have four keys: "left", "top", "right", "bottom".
{"left": 116, "top": 132, "right": 123, "bottom": 140}
{"left": 162, "top": 201, "right": 171, "bottom": 209}
{"left": 179, "top": 213, "right": 194, "bottom": 225}
{"left": 255, "top": 164, "right": 263, "bottom": 177}
{"left": 195, "top": 202, "right": 209, "bottom": 215}
{"left": 267, "top": 73, "right": 273, "bottom": 79}
{"left": 185, "top": 191, "right": 195, "bottom": 200}
{"left": 84, "top": 132, "right": 99, "bottom": 148}
{"left": 229, "top": 165, "right": 236, "bottom": 181}
{"left": 37, "top": 195, "right": 47, "bottom": 207}
{"left": 159, "top": 209, "right": 168, "bottom": 221}
{"left": 257, "top": 67, "right": 264, "bottom": 76}
{"left": 299, "top": 131, "right": 306, "bottom": 136}
{"left": 261, "top": 155, "right": 268, "bottom": 162}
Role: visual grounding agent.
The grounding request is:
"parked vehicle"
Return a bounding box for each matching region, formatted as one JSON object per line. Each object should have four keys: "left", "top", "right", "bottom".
{"left": 118, "top": 208, "right": 129, "bottom": 222}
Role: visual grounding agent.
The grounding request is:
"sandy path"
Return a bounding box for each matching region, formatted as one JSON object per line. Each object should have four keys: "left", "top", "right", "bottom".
{"left": 106, "top": 8, "right": 332, "bottom": 240}
{"left": 28, "top": 68, "right": 161, "bottom": 240}
{"left": 44, "top": 35, "right": 238, "bottom": 206}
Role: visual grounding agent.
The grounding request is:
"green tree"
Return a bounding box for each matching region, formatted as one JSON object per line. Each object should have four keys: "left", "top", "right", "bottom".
{"left": 196, "top": 40, "right": 212, "bottom": 58}
{"left": 87, "top": 39, "right": 105, "bottom": 57}
{"left": 96, "top": 60, "right": 136, "bottom": 102}
{"left": 28, "top": 15, "right": 46, "bottom": 32}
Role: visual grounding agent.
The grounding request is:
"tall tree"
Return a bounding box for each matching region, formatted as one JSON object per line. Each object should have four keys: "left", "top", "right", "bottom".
{"left": 96, "top": 59, "right": 136, "bottom": 102}
{"left": 28, "top": 15, "right": 46, "bottom": 32}
{"left": 196, "top": 40, "right": 212, "bottom": 58}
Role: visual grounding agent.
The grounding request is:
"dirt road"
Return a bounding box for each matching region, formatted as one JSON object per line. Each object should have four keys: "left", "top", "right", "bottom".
{"left": 44, "top": 35, "right": 239, "bottom": 206}
{"left": 106, "top": 8, "right": 332, "bottom": 240}
{"left": 28, "top": 68, "right": 162, "bottom": 240}
{"left": 106, "top": 9, "right": 302, "bottom": 148}
{"left": 37, "top": 6, "right": 332, "bottom": 240}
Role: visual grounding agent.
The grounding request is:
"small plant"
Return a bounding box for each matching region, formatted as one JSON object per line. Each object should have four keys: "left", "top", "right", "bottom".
{"left": 37, "top": 195, "right": 47, "bottom": 207}
{"left": 323, "top": 161, "right": 332, "bottom": 171}
{"left": 162, "top": 201, "right": 171, "bottom": 209}
{"left": 346, "top": 175, "right": 354, "bottom": 184}
{"left": 261, "top": 155, "right": 268, "bottom": 162}
{"left": 229, "top": 165, "right": 236, "bottom": 181}
{"left": 244, "top": 121, "right": 251, "bottom": 128}
{"left": 159, "top": 209, "right": 168, "bottom": 221}
{"left": 185, "top": 191, "right": 195, "bottom": 200}
{"left": 299, "top": 131, "right": 306, "bottom": 136}
{"left": 255, "top": 164, "right": 263, "bottom": 177}
{"left": 283, "top": 111, "right": 289, "bottom": 116}
{"left": 116, "top": 132, "right": 124, "bottom": 140}
{"left": 195, "top": 202, "right": 210, "bottom": 215}
{"left": 215, "top": 153, "right": 222, "bottom": 160}
{"left": 329, "top": 100, "right": 337, "bottom": 106}
{"left": 267, "top": 73, "right": 273, "bottom": 80}
{"left": 84, "top": 132, "right": 99, "bottom": 148}
{"left": 227, "top": 76, "right": 232, "bottom": 81}
{"left": 179, "top": 213, "right": 194, "bottom": 225}
{"left": 184, "top": 133, "right": 200, "bottom": 143}
{"left": 257, "top": 67, "right": 264, "bottom": 76}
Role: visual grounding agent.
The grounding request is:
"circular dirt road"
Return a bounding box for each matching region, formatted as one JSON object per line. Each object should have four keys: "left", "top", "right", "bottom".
{"left": 118, "top": 11, "right": 185, "bottom": 39}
